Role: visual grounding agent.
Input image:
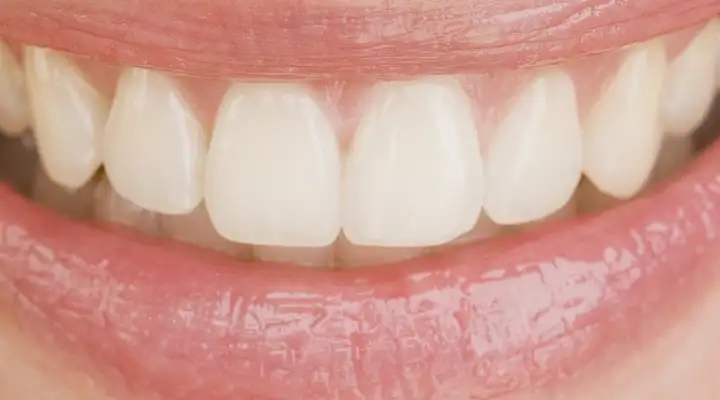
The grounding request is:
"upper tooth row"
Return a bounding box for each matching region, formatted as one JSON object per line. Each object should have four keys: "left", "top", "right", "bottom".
{"left": 1, "top": 20, "right": 718, "bottom": 247}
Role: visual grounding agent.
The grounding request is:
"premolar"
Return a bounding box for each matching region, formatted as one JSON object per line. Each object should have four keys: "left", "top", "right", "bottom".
{"left": 205, "top": 83, "right": 342, "bottom": 247}
{"left": 342, "top": 77, "right": 484, "bottom": 247}
{"left": 24, "top": 46, "right": 108, "bottom": 190}
{"left": 103, "top": 68, "right": 207, "bottom": 215}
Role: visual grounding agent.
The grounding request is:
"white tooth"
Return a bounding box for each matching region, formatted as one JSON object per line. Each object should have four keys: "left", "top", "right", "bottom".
{"left": 336, "top": 234, "right": 425, "bottom": 268}
{"left": 483, "top": 69, "right": 583, "bottom": 225}
{"left": 254, "top": 245, "right": 334, "bottom": 268}
{"left": 24, "top": 46, "right": 107, "bottom": 190}
{"left": 583, "top": 41, "right": 667, "bottom": 199}
{"left": 104, "top": 68, "right": 206, "bottom": 215}
{"left": 205, "top": 83, "right": 341, "bottom": 247}
{"left": 662, "top": 20, "right": 720, "bottom": 137}
{"left": 93, "top": 177, "right": 161, "bottom": 235}
{"left": 162, "top": 204, "right": 252, "bottom": 258}
{"left": 0, "top": 42, "right": 30, "bottom": 135}
{"left": 342, "top": 77, "right": 483, "bottom": 247}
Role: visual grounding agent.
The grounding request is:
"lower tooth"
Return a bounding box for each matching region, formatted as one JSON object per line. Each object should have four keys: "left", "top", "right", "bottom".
{"left": 342, "top": 77, "right": 483, "bottom": 247}
{"left": 94, "top": 177, "right": 162, "bottom": 236}
{"left": 162, "top": 204, "right": 252, "bottom": 258}
{"left": 32, "top": 168, "right": 97, "bottom": 220}
{"left": 483, "top": 69, "right": 583, "bottom": 225}
{"left": 103, "top": 68, "right": 207, "bottom": 215}
{"left": 253, "top": 245, "right": 334, "bottom": 267}
{"left": 661, "top": 20, "right": 720, "bottom": 137}
{"left": 336, "top": 234, "right": 425, "bottom": 268}
{"left": 582, "top": 40, "right": 667, "bottom": 199}
{"left": 0, "top": 41, "right": 30, "bottom": 136}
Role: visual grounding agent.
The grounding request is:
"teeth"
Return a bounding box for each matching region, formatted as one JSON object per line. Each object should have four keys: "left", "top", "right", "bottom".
{"left": 483, "top": 69, "right": 583, "bottom": 225}
{"left": 205, "top": 83, "right": 342, "bottom": 247}
{"left": 103, "top": 68, "right": 206, "bottom": 214}
{"left": 94, "top": 177, "right": 162, "bottom": 236}
{"left": 0, "top": 42, "right": 30, "bottom": 135}
{"left": 582, "top": 41, "right": 667, "bottom": 199}
{"left": 24, "top": 46, "right": 108, "bottom": 190}
{"left": 162, "top": 204, "right": 252, "bottom": 258}
{"left": 662, "top": 20, "right": 720, "bottom": 137}
{"left": 336, "top": 234, "right": 425, "bottom": 268}
{"left": 342, "top": 77, "right": 483, "bottom": 247}
{"left": 254, "top": 245, "right": 334, "bottom": 268}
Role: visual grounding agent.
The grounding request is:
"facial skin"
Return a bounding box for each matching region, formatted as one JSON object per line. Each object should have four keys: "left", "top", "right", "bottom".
{"left": 0, "top": 1, "right": 720, "bottom": 399}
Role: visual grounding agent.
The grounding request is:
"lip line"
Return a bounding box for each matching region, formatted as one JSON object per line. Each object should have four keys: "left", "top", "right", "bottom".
{"left": 0, "top": 134, "right": 718, "bottom": 399}
{"left": 1, "top": 0, "right": 719, "bottom": 78}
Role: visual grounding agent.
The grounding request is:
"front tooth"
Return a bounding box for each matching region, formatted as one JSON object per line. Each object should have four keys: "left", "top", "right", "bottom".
{"left": 662, "top": 20, "right": 720, "bottom": 137}
{"left": 103, "top": 68, "right": 206, "bottom": 215}
{"left": 0, "top": 42, "right": 30, "bottom": 135}
{"left": 24, "top": 47, "right": 108, "bottom": 189}
{"left": 205, "top": 83, "right": 342, "bottom": 247}
{"left": 583, "top": 41, "right": 667, "bottom": 199}
{"left": 483, "top": 69, "right": 583, "bottom": 225}
{"left": 342, "top": 77, "right": 483, "bottom": 247}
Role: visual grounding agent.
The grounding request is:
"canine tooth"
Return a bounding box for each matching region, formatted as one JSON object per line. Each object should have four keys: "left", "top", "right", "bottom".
{"left": 104, "top": 68, "right": 206, "bottom": 214}
{"left": 583, "top": 41, "right": 667, "bottom": 199}
{"left": 254, "top": 245, "right": 334, "bottom": 268}
{"left": 0, "top": 42, "right": 30, "bottom": 135}
{"left": 483, "top": 69, "right": 583, "bottom": 225}
{"left": 342, "top": 77, "right": 483, "bottom": 247}
{"left": 662, "top": 20, "right": 720, "bottom": 137}
{"left": 94, "top": 178, "right": 161, "bottom": 235}
{"left": 25, "top": 47, "right": 108, "bottom": 190}
{"left": 205, "top": 83, "right": 342, "bottom": 247}
{"left": 162, "top": 204, "right": 252, "bottom": 258}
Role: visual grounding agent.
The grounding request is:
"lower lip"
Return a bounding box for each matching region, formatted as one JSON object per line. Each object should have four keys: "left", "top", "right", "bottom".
{"left": 0, "top": 132, "right": 718, "bottom": 398}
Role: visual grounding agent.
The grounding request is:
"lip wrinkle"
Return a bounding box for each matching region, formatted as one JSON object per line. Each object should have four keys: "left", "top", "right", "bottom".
{"left": 0, "top": 136, "right": 719, "bottom": 399}
{"left": 0, "top": 0, "right": 718, "bottom": 78}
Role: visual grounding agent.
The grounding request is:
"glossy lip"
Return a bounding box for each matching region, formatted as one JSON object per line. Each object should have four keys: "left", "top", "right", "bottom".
{"left": 0, "top": 0, "right": 719, "bottom": 78}
{"left": 0, "top": 130, "right": 717, "bottom": 399}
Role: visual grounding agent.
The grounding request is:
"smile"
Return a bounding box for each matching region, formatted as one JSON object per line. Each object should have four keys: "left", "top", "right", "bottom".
{"left": 0, "top": 1, "right": 720, "bottom": 399}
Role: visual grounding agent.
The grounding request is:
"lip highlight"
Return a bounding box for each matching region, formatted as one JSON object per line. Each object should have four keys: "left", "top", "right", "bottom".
{"left": 0, "top": 130, "right": 718, "bottom": 399}
{"left": 0, "top": 0, "right": 719, "bottom": 78}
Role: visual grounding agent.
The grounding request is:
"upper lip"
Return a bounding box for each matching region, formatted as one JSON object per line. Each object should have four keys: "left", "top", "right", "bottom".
{"left": 0, "top": 0, "right": 718, "bottom": 78}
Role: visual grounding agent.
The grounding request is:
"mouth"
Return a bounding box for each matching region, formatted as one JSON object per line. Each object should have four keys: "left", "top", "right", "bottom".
{"left": 1, "top": 1, "right": 720, "bottom": 399}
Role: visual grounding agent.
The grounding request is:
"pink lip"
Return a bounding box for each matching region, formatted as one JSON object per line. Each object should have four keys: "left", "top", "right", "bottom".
{"left": 0, "top": 134, "right": 718, "bottom": 399}
{"left": 0, "top": 0, "right": 719, "bottom": 78}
